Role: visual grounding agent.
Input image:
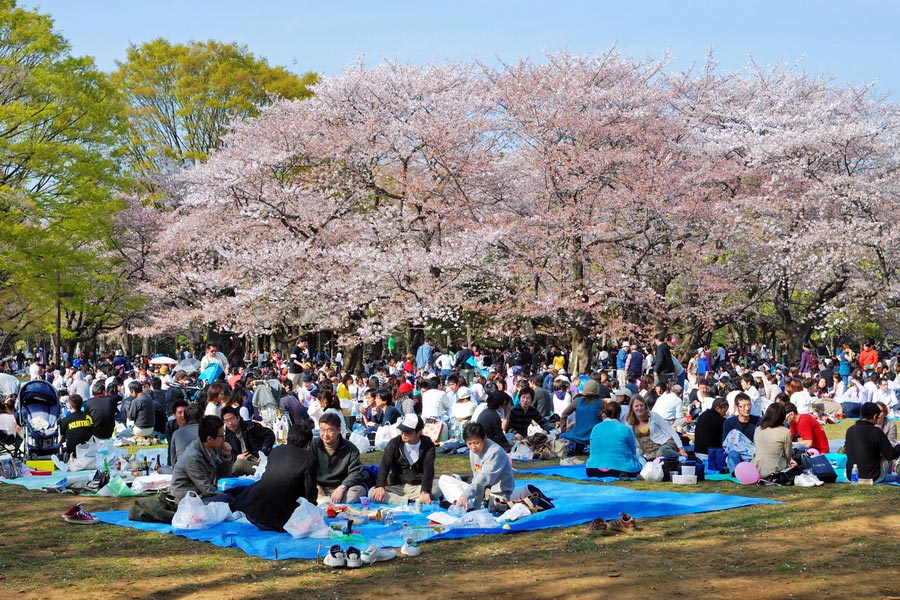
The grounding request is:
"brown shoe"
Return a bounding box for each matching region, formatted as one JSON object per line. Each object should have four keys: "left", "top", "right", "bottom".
{"left": 587, "top": 517, "right": 607, "bottom": 534}
{"left": 607, "top": 513, "right": 636, "bottom": 533}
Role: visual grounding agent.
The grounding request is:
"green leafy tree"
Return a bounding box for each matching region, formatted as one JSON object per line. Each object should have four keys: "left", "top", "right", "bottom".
{"left": 112, "top": 38, "right": 318, "bottom": 180}
{"left": 0, "top": 0, "right": 128, "bottom": 356}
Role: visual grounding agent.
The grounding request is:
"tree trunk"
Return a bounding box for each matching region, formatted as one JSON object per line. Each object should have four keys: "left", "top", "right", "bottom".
{"left": 345, "top": 344, "right": 365, "bottom": 375}
{"left": 407, "top": 323, "right": 424, "bottom": 357}
{"left": 569, "top": 326, "right": 591, "bottom": 377}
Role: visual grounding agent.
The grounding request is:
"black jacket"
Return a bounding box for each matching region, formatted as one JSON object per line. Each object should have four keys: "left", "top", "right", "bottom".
{"left": 375, "top": 434, "right": 436, "bottom": 491}
{"left": 693, "top": 408, "right": 725, "bottom": 455}
{"left": 85, "top": 395, "right": 117, "bottom": 440}
{"left": 654, "top": 342, "right": 675, "bottom": 377}
{"left": 845, "top": 419, "right": 900, "bottom": 480}
{"left": 59, "top": 410, "right": 94, "bottom": 455}
{"left": 224, "top": 420, "right": 275, "bottom": 459}
{"left": 477, "top": 409, "right": 510, "bottom": 451}
{"left": 233, "top": 444, "right": 317, "bottom": 531}
{"left": 508, "top": 405, "right": 542, "bottom": 436}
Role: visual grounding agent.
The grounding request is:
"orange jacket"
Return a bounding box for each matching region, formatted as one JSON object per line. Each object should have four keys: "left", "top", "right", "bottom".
{"left": 859, "top": 348, "right": 878, "bottom": 370}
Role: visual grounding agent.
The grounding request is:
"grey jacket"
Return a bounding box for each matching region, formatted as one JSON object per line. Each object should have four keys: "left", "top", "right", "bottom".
{"left": 170, "top": 439, "right": 233, "bottom": 500}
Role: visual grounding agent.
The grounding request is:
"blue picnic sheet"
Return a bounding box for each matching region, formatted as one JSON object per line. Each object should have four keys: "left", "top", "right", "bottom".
{"left": 94, "top": 478, "right": 778, "bottom": 560}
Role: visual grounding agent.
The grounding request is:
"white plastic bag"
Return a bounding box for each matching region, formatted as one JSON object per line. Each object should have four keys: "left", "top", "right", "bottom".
{"left": 283, "top": 498, "right": 331, "bottom": 539}
{"left": 374, "top": 424, "right": 399, "bottom": 449}
{"left": 171, "top": 491, "right": 232, "bottom": 530}
{"left": 349, "top": 431, "right": 370, "bottom": 454}
{"left": 509, "top": 441, "right": 534, "bottom": 461}
{"left": 527, "top": 421, "right": 544, "bottom": 437}
{"left": 131, "top": 473, "right": 172, "bottom": 494}
{"left": 640, "top": 460, "right": 664, "bottom": 482}
{"left": 437, "top": 474, "right": 471, "bottom": 504}
{"left": 253, "top": 451, "right": 268, "bottom": 480}
{"left": 496, "top": 503, "right": 532, "bottom": 523}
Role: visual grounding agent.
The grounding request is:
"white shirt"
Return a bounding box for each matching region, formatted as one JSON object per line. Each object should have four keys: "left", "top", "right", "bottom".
{"left": 435, "top": 354, "right": 454, "bottom": 371}
{"left": 0, "top": 413, "right": 16, "bottom": 434}
{"left": 790, "top": 390, "right": 814, "bottom": 415}
{"left": 29, "top": 363, "right": 40, "bottom": 380}
{"left": 743, "top": 385, "right": 762, "bottom": 417}
{"left": 421, "top": 389, "right": 451, "bottom": 420}
{"left": 652, "top": 392, "right": 684, "bottom": 421}
{"left": 403, "top": 440, "right": 421, "bottom": 465}
{"left": 552, "top": 392, "right": 571, "bottom": 416}
{"left": 200, "top": 352, "right": 229, "bottom": 373}
{"left": 469, "top": 383, "right": 486, "bottom": 404}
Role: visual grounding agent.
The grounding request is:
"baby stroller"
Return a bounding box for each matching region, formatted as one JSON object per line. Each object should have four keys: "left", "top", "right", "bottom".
{"left": 251, "top": 379, "right": 283, "bottom": 428}
{"left": 17, "top": 380, "right": 62, "bottom": 459}
{"left": 184, "top": 362, "right": 226, "bottom": 403}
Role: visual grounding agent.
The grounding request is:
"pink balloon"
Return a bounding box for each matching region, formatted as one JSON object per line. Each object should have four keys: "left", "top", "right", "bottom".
{"left": 734, "top": 462, "right": 760, "bottom": 485}
{"left": 805, "top": 448, "right": 820, "bottom": 457}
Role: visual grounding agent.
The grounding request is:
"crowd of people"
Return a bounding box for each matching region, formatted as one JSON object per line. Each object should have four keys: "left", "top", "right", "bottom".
{"left": 5, "top": 333, "right": 900, "bottom": 532}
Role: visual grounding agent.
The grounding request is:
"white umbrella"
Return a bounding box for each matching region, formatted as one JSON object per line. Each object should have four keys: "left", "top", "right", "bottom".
{"left": 149, "top": 356, "right": 178, "bottom": 366}
{"left": 0, "top": 373, "right": 19, "bottom": 396}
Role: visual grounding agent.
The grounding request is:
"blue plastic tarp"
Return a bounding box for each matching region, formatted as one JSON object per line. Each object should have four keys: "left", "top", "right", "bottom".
{"left": 95, "top": 478, "right": 779, "bottom": 560}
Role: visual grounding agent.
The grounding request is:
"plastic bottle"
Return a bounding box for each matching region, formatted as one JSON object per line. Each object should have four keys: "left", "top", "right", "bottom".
{"left": 851, "top": 464, "right": 859, "bottom": 485}
{"left": 102, "top": 457, "right": 110, "bottom": 475}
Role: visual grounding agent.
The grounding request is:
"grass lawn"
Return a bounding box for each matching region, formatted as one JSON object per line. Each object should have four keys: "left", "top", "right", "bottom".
{"left": 1, "top": 420, "right": 898, "bottom": 600}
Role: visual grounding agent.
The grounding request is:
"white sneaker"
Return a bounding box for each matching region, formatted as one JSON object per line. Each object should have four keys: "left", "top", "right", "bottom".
{"left": 400, "top": 538, "right": 421, "bottom": 557}
{"left": 360, "top": 544, "right": 397, "bottom": 564}
{"left": 323, "top": 544, "right": 346, "bottom": 568}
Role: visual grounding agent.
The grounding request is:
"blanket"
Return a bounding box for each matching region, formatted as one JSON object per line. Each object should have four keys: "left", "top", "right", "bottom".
{"left": 95, "top": 478, "right": 778, "bottom": 560}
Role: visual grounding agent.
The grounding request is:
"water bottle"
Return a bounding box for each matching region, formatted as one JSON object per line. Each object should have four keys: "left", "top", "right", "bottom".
{"left": 851, "top": 464, "right": 859, "bottom": 485}
{"left": 413, "top": 499, "right": 422, "bottom": 514}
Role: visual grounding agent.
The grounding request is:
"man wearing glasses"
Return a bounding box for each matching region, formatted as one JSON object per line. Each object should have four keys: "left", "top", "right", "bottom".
{"left": 170, "top": 415, "right": 234, "bottom": 503}
{"left": 222, "top": 406, "right": 275, "bottom": 475}
{"left": 311, "top": 412, "right": 365, "bottom": 503}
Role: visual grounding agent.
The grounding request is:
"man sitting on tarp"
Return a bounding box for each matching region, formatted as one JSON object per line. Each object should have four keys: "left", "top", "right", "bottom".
{"left": 311, "top": 412, "right": 365, "bottom": 503}
{"left": 170, "top": 415, "right": 234, "bottom": 505}
{"left": 369, "top": 414, "right": 438, "bottom": 505}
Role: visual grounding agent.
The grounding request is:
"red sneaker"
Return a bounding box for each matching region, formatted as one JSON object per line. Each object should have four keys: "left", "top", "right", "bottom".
{"left": 62, "top": 503, "right": 98, "bottom": 524}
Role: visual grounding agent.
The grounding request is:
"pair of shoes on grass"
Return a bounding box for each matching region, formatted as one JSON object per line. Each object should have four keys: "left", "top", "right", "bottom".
{"left": 586, "top": 513, "right": 636, "bottom": 536}
{"left": 324, "top": 543, "right": 408, "bottom": 568}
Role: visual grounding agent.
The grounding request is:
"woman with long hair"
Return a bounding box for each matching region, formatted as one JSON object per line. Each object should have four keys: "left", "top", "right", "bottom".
{"left": 625, "top": 394, "right": 685, "bottom": 460}
{"left": 751, "top": 402, "right": 792, "bottom": 478}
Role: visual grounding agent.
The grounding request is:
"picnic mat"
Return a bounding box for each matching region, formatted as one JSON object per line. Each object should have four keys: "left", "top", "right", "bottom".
{"left": 94, "top": 478, "right": 778, "bottom": 560}
{"left": 519, "top": 458, "right": 900, "bottom": 486}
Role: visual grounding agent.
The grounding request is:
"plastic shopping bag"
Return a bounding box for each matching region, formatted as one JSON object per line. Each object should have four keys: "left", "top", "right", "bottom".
{"left": 350, "top": 431, "right": 371, "bottom": 454}
{"left": 640, "top": 460, "right": 664, "bottom": 482}
{"left": 283, "top": 498, "right": 331, "bottom": 539}
{"left": 171, "top": 491, "right": 232, "bottom": 530}
{"left": 374, "top": 424, "right": 399, "bottom": 449}
{"left": 253, "top": 451, "right": 268, "bottom": 479}
{"left": 509, "top": 441, "right": 534, "bottom": 461}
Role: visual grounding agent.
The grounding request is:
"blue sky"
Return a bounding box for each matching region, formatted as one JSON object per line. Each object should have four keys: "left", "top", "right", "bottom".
{"left": 22, "top": 1, "right": 900, "bottom": 97}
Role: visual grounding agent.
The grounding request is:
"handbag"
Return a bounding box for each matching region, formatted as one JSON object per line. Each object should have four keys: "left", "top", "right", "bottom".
{"left": 422, "top": 420, "right": 446, "bottom": 444}
{"left": 802, "top": 454, "right": 837, "bottom": 483}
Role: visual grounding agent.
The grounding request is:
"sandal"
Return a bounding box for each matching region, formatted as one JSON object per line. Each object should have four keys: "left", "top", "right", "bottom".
{"left": 607, "top": 513, "right": 636, "bottom": 534}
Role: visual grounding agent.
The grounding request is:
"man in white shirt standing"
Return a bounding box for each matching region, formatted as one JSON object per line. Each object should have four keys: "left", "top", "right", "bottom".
{"left": 740, "top": 373, "right": 763, "bottom": 417}
{"left": 28, "top": 358, "right": 41, "bottom": 381}
{"left": 420, "top": 376, "right": 451, "bottom": 421}
{"left": 652, "top": 382, "right": 685, "bottom": 430}
{"left": 200, "top": 344, "right": 229, "bottom": 374}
